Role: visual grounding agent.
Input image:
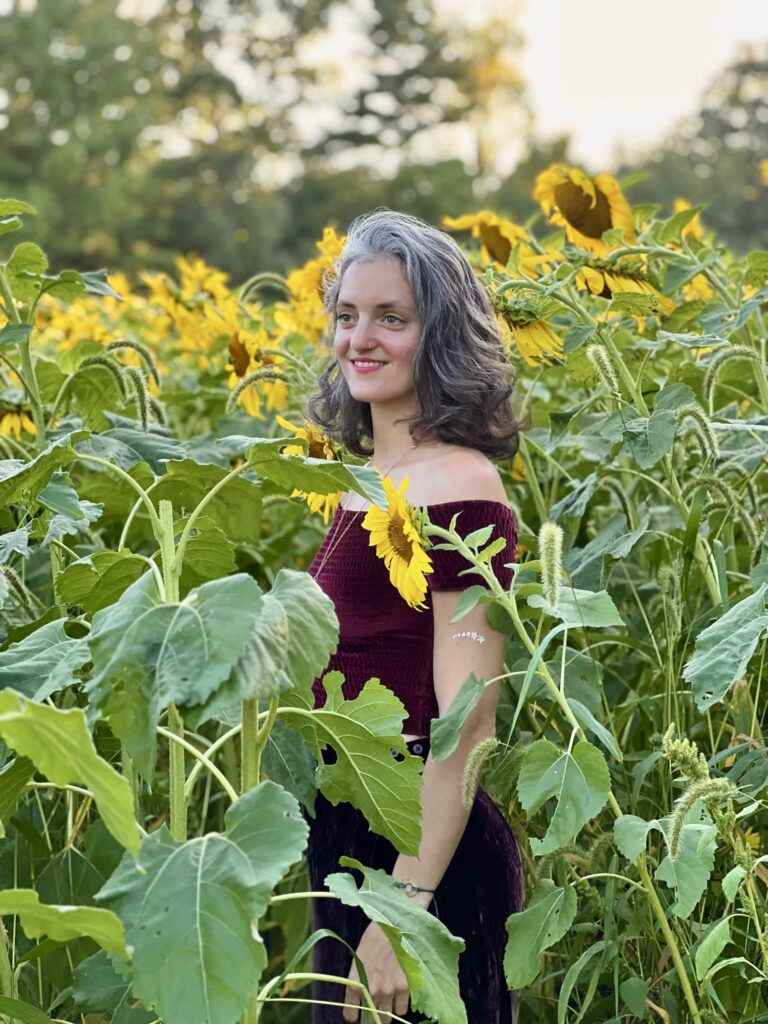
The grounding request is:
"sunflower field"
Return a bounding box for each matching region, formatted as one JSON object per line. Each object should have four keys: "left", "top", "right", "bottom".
{"left": 0, "top": 165, "right": 767, "bottom": 1024}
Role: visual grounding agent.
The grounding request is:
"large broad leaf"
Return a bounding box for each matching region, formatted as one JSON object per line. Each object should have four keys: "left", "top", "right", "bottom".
{"left": 614, "top": 811, "right": 717, "bottom": 919}
{"left": 97, "top": 781, "right": 308, "bottom": 1024}
{"left": 327, "top": 858, "right": 467, "bottom": 1024}
{"left": 548, "top": 473, "right": 598, "bottom": 524}
{"left": 247, "top": 448, "right": 388, "bottom": 507}
{"left": 504, "top": 879, "right": 577, "bottom": 989}
{"left": 0, "top": 526, "right": 30, "bottom": 563}
{"left": 55, "top": 550, "right": 147, "bottom": 615}
{"left": 188, "top": 568, "right": 339, "bottom": 726}
{"left": 564, "top": 502, "right": 651, "bottom": 591}
{"left": 527, "top": 586, "right": 624, "bottom": 628}
{"left": 695, "top": 918, "right": 731, "bottom": 981}
{"left": 0, "top": 889, "right": 126, "bottom": 957}
{"left": 620, "top": 409, "right": 677, "bottom": 469}
{"left": 151, "top": 459, "right": 263, "bottom": 544}
{"left": 262, "top": 719, "right": 317, "bottom": 814}
{"left": 430, "top": 673, "right": 485, "bottom": 761}
{"left": 73, "top": 950, "right": 153, "bottom": 1024}
{"left": 38, "top": 470, "right": 90, "bottom": 518}
{"left": 0, "top": 756, "right": 35, "bottom": 837}
{"left": 655, "top": 821, "right": 717, "bottom": 919}
{"left": 177, "top": 514, "right": 237, "bottom": 593}
{"left": 0, "top": 691, "right": 140, "bottom": 855}
{"left": 683, "top": 583, "right": 768, "bottom": 710}
{"left": 0, "top": 620, "right": 91, "bottom": 700}
{"left": 0, "top": 430, "right": 90, "bottom": 509}
{"left": 281, "top": 674, "right": 424, "bottom": 854}
{"left": 86, "top": 572, "right": 260, "bottom": 777}
{"left": 517, "top": 739, "right": 610, "bottom": 855}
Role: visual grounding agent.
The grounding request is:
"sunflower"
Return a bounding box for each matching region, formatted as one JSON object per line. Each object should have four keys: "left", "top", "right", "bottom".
{"left": 534, "top": 164, "right": 635, "bottom": 257}
{"left": 273, "top": 226, "right": 346, "bottom": 347}
{"left": 228, "top": 330, "right": 289, "bottom": 419}
{"left": 577, "top": 263, "right": 675, "bottom": 315}
{"left": 0, "top": 410, "right": 35, "bottom": 439}
{"left": 275, "top": 414, "right": 341, "bottom": 524}
{"left": 492, "top": 290, "right": 563, "bottom": 367}
{"left": 362, "top": 475, "right": 433, "bottom": 610}
{"left": 442, "top": 211, "right": 556, "bottom": 277}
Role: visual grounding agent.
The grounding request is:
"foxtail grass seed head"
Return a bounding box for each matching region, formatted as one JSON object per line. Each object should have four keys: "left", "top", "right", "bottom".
{"left": 462, "top": 736, "right": 498, "bottom": 809}
{"left": 702, "top": 344, "right": 760, "bottom": 410}
{"left": 669, "top": 777, "right": 738, "bottom": 858}
{"left": 78, "top": 355, "right": 129, "bottom": 401}
{"left": 105, "top": 338, "right": 162, "bottom": 386}
{"left": 148, "top": 395, "right": 167, "bottom": 426}
{"left": 0, "top": 565, "right": 38, "bottom": 615}
{"left": 585, "top": 343, "right": 622, "bottom": 402}
{"left": 662, "top": 723, "right": 710, "bottom": 783}
{"left": 674, "top": 402, "right": 719, "bottom": 463}
{"left": 226, "top": 367, "right": 287, "bottom": 413}
{"left": 123, "top": 366, "right": 150, "bottom": 432}
{"left": 538, "top": 522, "right": 563, "bottom": 607}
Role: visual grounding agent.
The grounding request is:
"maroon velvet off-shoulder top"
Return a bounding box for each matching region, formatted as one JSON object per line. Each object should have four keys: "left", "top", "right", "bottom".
{"left": 308, "top": 499, "right": 518, "bottom": 736}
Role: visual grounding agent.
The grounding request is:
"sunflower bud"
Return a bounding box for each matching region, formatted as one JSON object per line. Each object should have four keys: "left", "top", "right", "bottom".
{"left": 538, "top": 521, "right": 563, "bottom": 607}
{"left": 585, "top": 343, "right": 622, "bottom": 402}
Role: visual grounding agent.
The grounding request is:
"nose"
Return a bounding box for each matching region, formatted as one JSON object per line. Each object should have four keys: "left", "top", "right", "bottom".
{"left": 348, "top": 315, "right": 377, "bottom": 351}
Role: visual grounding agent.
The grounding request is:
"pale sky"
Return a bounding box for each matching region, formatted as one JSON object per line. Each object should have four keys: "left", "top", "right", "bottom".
{"left": 511, "top": 0, "right": 768, "bottom": 168}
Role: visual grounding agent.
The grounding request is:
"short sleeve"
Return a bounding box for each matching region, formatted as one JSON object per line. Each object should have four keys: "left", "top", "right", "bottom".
{"left": 425, "top": 500, "right": 517, "bottom": 592}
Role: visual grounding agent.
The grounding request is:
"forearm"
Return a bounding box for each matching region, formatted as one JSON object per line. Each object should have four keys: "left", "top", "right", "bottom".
{"left": 391, "top": 719, "right": 494, "bottom": 905}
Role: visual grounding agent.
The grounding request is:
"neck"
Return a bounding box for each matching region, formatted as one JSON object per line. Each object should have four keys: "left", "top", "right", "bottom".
{"left": 368, "top": 400, "right": 427, "bottom": 467}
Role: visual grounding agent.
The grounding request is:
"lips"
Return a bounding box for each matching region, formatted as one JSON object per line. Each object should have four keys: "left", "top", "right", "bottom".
{"left": 351, "top": 359, "right": 387, "bottom": 373}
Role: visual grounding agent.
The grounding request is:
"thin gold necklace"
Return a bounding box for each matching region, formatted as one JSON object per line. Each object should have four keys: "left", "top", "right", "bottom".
{"left": 312, "top": 441, "right": 417, "bottom": 581}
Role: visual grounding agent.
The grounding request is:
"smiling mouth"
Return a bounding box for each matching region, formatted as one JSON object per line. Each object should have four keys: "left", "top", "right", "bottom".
{"left": 351, "top": 360, "right": 387, "bottom": 367}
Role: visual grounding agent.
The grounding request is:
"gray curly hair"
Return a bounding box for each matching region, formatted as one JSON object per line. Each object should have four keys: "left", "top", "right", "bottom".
{"left": 303, "top": 207, "right": 525, "bottom": 459}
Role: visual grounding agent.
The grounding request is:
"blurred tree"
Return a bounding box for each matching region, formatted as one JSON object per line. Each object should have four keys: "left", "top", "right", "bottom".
{"left": 618, "top": 50, "right": 768, "bottom": 254}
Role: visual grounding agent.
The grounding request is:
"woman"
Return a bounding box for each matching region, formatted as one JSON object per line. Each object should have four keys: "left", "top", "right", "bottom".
{"left": 303, "top": 209, "right": 525, "bottom": 1023}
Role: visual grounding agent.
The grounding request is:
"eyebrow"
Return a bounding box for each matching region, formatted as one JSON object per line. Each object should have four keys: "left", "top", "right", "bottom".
{"left": 336, "top": 300, "right": 414, "bottom": 311}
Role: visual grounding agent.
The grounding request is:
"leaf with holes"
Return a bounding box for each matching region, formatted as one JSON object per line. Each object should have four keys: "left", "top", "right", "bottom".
{"left": 97, "top": 781, "right": 308, "bottom": 1024}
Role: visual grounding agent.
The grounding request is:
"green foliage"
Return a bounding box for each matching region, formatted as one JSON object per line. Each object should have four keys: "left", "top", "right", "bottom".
{"left": 328, "top": 857, "right": 467, "bottom": 1024}
{"left": 504, "top": 880, "right": 577, "bottom": 988}
{"left": 98, "top": 782, "right": 308, "bottom": 1024}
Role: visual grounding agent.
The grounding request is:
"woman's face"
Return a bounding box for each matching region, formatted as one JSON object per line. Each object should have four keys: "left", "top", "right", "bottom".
{"left": 333, "top": 258, "right": 422, "bottom": 414}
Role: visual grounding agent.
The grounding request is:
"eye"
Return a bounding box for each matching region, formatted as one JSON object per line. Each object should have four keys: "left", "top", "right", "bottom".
{"left": 384, "top": 314, "right": 403, "bottom": 325}
{"left": 335, "top": 312, "right": 353, "bottom": 324}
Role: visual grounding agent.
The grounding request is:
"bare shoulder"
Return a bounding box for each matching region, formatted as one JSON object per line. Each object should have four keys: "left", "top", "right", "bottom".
{"left": 418, "top": 447, "right": 509, "bottom": 506}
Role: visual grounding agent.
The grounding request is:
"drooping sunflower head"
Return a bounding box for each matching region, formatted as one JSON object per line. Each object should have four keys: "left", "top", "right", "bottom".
{"left": 362, "top": 475, "right": 434, "bottom": 610}
{"left": 534, "top": 164, "right": 636, "bottom": 257}
{"left": 442, "top": 211, "right": 556, "bottom": 278}
{"left": 275, "top": 414, "right": 341, "bottom": 523}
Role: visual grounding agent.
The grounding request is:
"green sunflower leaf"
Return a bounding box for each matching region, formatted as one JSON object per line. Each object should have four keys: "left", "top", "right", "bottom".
{"left": 328, "top": 858, "right": 467, "bottom": 1024}
{"left": 517, "top": 739, "right": 610, "bottom": 854}
{"left": 97, "top": 781, "right": 307, "bottom": 1024}
{"left": 0, "top": 889, "right": 126, "bottom": 957}
{"left": 0, "top": 690, "right": 141, "bottom": 855}
{"left": 504, "top": 879, "right": 577, "bottom": 989}
{"left": 86, "top": 572, "right": 261, "bottom": 777}
{"left": 281, "top": 675, "right": 424, "bottom": 854}
{"left": 682, "top": 583, "right": 768, "bottom": 710}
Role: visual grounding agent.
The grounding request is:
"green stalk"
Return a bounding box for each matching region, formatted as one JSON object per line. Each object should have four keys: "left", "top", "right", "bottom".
{"left": 0, "top": 920, "right": 14, "bottom": 999}
{"left": 241, "top": 697, "right": 279, "bottom": 793}
{"left": 157, "top": 499, "right": 187, "bottom": 841}
{"left": 0, "top": 267, "right": 45, "bottom": 448}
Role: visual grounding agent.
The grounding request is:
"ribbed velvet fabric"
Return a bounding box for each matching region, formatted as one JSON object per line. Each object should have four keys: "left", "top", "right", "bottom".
{"left": 305, "top": 499, "right": 524, "bottom": 1023}
{"left": 309, "top": 499, "right": 518, "bottom": 735}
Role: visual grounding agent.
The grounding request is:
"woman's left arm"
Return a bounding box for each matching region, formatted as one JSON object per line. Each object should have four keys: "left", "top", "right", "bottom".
{"left": 391, "top": 590, "right": 508, "bottom": 894}
{"left": 343, "top": 596, "right": 509, "bottom": 1023}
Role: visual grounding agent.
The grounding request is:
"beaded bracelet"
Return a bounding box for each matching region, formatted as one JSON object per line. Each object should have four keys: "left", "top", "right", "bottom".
{"left": 394, "top": 879, "right": 435, "bottom": 896}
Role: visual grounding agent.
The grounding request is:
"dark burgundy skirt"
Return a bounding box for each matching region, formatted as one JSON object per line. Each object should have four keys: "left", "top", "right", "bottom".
{"left": 306, "top": 738, "right": 525, "bottom": 1023}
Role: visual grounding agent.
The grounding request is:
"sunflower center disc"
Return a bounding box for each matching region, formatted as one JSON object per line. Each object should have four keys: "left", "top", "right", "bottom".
{"left": 388, "top": 519, "right": 413, "bottom": 561}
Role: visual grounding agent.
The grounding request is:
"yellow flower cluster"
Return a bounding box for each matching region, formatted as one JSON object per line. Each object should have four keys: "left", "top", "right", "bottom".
{"left": 273, "top": 227, "right": 345, "bottom": 349}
